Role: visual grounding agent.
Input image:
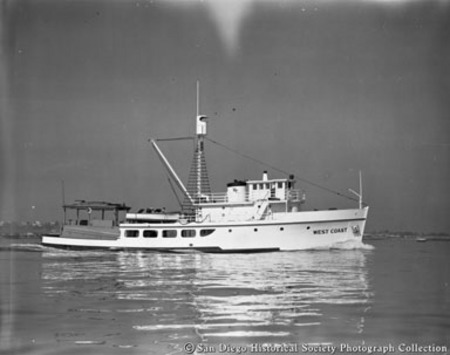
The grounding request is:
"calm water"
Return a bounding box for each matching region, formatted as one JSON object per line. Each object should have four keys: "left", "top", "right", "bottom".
{"left": 0, "top": 237, "right": 448, "bottom": 355}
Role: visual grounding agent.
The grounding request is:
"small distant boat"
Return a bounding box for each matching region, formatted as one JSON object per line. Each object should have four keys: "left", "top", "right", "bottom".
{"left": 42, "top": 84, "right": 369, "bottom": 252}
{"left": 416, "top": 237, "right": 427, "bottom": 243}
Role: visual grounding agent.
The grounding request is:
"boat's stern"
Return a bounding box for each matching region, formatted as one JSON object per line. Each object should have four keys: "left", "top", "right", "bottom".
{"left": 41, "top": 225, "right": 120, "bottom": 249}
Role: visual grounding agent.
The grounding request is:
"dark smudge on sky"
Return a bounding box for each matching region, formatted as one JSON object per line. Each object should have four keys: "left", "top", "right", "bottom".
{"left": 1, "top": 0, "right": 449, "bottom": 232}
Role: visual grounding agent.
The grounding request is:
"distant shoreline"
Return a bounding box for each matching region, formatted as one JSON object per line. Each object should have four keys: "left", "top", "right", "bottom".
{"left": 0, "top": 221, "right": 60, "bottom": 239}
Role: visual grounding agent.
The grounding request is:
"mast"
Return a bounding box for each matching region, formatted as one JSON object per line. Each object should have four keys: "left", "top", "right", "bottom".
{"left": 184, "top": 81, "right": 211, "bottom": 213}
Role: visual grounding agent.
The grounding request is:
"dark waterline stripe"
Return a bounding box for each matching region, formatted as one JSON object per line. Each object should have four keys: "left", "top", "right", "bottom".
{"left": 41, "top": 243, "right": 280, "bottom": 254}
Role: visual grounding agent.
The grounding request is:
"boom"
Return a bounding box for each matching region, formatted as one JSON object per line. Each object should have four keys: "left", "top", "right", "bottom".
{"left": 150, "top": 139, "right": 193, "bottom": 205}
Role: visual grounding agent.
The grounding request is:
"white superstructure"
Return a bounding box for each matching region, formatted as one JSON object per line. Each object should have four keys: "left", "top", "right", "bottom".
{"left": 42, "top": 84, "right": 369, "bottom": 252}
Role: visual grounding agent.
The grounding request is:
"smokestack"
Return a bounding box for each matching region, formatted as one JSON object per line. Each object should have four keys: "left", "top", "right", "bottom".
{"left": 262, "top": 171, "right": 268, "bottom": 181}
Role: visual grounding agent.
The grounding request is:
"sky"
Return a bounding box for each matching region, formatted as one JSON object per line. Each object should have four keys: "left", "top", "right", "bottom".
{"left": 1, "top": 0, "right": 449, "bottom": 233}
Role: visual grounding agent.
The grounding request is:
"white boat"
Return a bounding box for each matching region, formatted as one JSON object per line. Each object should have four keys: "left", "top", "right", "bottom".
{"left": 42, "top": 86, "right": 369, "bottom": 252}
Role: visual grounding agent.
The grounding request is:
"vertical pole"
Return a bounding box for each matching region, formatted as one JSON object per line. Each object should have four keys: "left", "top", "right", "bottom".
{"left": 359, "top": 170, "right": 363, "bottom": 210}
{"left": 61, "top": 180, "right": 66, "bottom": 205}
{"left": 197, "top": 81, "right": 200, "bottom": 199}
{"left": 348, "top": 172, "right": 363, "bottom": 209}
{"left": 197, "top": 139, "right": 201, "bottom": 199}
{"left": 61, "top": 180, "right": 66, "bottom": 225}
{"left": 196, "top": 80, "right": 200, "bottom": 118}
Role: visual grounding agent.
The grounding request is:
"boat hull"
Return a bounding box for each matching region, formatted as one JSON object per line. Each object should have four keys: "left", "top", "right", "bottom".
{"left": 42, "top": 207, "right": 368, "bottom": 252}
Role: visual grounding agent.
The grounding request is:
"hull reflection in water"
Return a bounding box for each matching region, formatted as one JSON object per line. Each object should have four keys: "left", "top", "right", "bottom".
{"left": 40, "top": 242, "right": 372, "bottom": 351}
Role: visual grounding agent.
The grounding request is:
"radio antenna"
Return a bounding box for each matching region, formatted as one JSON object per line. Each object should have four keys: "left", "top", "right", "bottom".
{"left": 196, "top": 80, "right": 200, "bottom": 118}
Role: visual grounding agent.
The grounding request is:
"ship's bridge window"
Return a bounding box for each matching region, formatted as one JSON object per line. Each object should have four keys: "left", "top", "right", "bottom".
{"left": 200, "top": 229, "right": 215, "bottom": 237}
{"left": 278, "top": 182, "right": 283, "bottom": 189}
{"left": 253, "top": 184, "right": 257, "bottom": 190}
{"left": 143, "top": 230, "right": 158, "bottom": 238}
{"left": 259, "top": 183, "right": 264, "bottom": 189}
{"left": 181, "top": 230, "right": 196, "bottom": 238}
{"left": 162, "top": 230, "right": 177, "bottom": 238}
{"left": 125, "top": 230, "right": 139, "bottom": 238}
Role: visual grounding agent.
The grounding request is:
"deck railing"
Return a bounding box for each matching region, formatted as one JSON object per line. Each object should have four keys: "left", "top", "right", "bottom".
{"left": 190, "top": 189, "right": 305, "bottom": 204}
{"left": 192, "top": 192, "right": 244, "bottom": 204}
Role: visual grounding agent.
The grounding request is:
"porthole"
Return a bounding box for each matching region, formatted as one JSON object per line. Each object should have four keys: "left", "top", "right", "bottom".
{"left": 200, "top": 229, "right": 215, "bottom": 237}
{"left": 162, "top": 230, "right": 177, "bottom": 238}
{"left": 125, "top": 230, "right": 139, "bottom": 238}
{"left": 181, "top": 230, "right": 196, "bottom": 238}
{"left": 143, "top": 230, "right": 158, "bottom": 238}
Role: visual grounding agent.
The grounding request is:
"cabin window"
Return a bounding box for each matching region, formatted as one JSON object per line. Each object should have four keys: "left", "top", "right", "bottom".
{"left": 259, "top": 183, "right": 264, "bottom": 189}
{"left": 265, "top": 183, "right": 270, "bottom": 189}
{"left": 181, "top": 230, "right": 196, "bottom": 238}
{"left": 125, "top": 230, "right": 139, "bottom": 238}
{"left": 162, "top": 230, "right": 177, "bottom": 238}
{"left": 143, "top": 230, "right": 158, "bottom": 238}
{"left": 253, "top": 184, "right": 257, "bottom": 190}
{"left": 278, "top": 182, "right": 283, "bottom": 189}
{"left": 200, "top": 229, "right": 215, "bottom": 237}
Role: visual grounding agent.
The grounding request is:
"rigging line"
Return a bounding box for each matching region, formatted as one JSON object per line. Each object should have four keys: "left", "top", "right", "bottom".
{"left": 205, "top": 136, "right": 360, "bottom": 203}
{"left": 205, "top": 137, "right": 290, "bottom": 175}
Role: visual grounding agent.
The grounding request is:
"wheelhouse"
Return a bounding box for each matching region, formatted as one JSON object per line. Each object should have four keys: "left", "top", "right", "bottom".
{"left": 63, "top": 200, "right": 131, "bottom": 227}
